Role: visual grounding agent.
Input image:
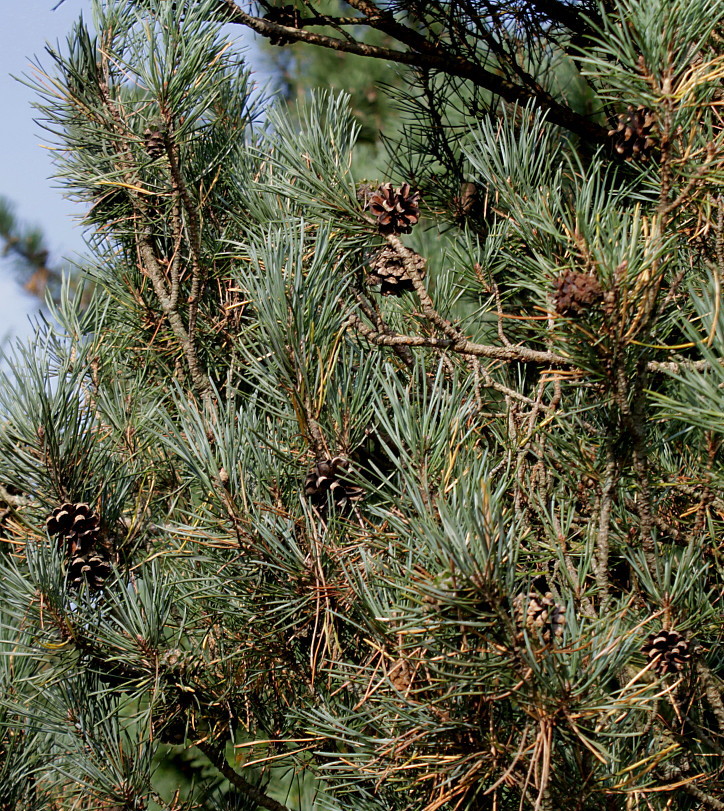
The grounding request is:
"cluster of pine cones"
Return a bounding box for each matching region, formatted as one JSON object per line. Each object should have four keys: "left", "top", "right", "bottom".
{"left": 358, "top": 182, "right": 424, "bottom": 295}
{"left": 46, "top": 502, "right": 111, "bottom": 591}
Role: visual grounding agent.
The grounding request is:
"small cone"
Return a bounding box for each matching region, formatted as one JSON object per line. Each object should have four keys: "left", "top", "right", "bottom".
{"left": 608, "top": 106, "right": 657, "bottom": 161}
{"left": 46, "top": 502, "right": 101, "bottom": 556}
{"left": 366, "top": 182, "right": 421, "bottom": 235}
{"left": 553, "top": 270, "right": 603, "bottom": 316}
{"left": 68, "top": 550, "right": 111, "bottom": 591}
{"left": 453, "top": 181, "right": 481, "bottom": 220}
{"left": 304, "top": 456, "right": 364, "bottom": 510}
{"left": 143, "top": 127, "right": 166, "bottom": 159}
{"left": 366, "top": 243, "right": 426, "bottom": 295}
{"left": 641, "top": 629, "right": 691, "bottom": 675}
{"left": 514, "top": 591, "right": 565, "bottom": 644}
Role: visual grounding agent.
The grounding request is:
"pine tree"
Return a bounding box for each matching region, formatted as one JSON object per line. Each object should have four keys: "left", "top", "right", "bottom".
{"left": 1, "top": 1, "right": 724, "bottom": 810}
{"left": 0, "top": 197, "right": 65, "bottom": 301}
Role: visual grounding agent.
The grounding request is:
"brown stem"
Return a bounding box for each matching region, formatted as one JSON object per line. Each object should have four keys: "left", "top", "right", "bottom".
{"left": 659, "top": 763, "right": 724, "bottom": 811}
{"left": 349, "top": 313, "right": 566, "bottom": 365}
{"left": 163, "top": 119, "right": 206, "bottom": 338}
{"left": 353, "top": 290, "right": 414, "bottom": 366}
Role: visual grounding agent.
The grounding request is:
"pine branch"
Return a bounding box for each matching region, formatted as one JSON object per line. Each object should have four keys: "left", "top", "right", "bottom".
{"left": 594, "top": 450, "right": 617, "bottom": 610}
{"left": 136, "top": 228, "right": 210, "bottom": 398}
{"left": 196, "top": 740, "right": 293, "bottom": 811}
{"left": 0, "top": 196, "right": 60, "bottom": 300}
{"left": 659, "top": 764, "right": 724, "bottom": 811}
{"left": 217, "top": 0, "right": 607, "bottom": 142}
{"left": 349, "top": 313, "right": 567, "bottom": 365}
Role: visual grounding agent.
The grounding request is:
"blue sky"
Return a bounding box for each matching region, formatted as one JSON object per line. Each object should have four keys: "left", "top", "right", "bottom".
{"left": 0, "top": 1, "right": 267, "bottom": 339}
{"left": 0, "top": 0, "right": 91, "bottom": 337}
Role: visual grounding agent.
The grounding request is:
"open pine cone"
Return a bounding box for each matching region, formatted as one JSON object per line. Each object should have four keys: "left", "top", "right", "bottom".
{"left": 514, "top": 591, "right": 565, "bottom": 644}
{"left": 366, "top": 182, "right": 420, "bottom": 235}
{"left": 304, "top": 456, "right": 364, "bottom": 510}
{"left": 608, "top": 106, "right": 657, "bottom": 161}
{"left": 553, "top": 270, "right": 603, "bottom": 316}
{"left": 263, "top": 4, "right": 302, "bottom": 46}
{"left": 46, "top": 502, "right": 101, "bottom": 555}
{"left": 641, "top": 629, "right": 691, "bottom": 675}
{"left": 366, "top": 244, "right": 426, "bottom": 295}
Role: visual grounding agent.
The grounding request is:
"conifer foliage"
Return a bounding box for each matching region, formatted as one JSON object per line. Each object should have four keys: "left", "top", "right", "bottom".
{"left": 2, "top": 1, "right": 724, "bottom": 809}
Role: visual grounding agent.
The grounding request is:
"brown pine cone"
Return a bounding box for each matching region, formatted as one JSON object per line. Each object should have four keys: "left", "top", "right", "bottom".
{"left": 366, "top": 244, "right": 426, "bottom": 295}
{"left": 304, "top": 456, "right": 364, "bottom": 510}
{"left": 68, "top": 550, "right": 112, "bottom": 591}
{"left": 514, "top": 591, "right": 565, "bottom": 643}
{"left": 263, "top": 4, "right": 302, "bottom": 46}
{"left": 366, "top": 182, "right": 421, "bottom": 235}
{"left": 641, "top": 629, "right": 691, "bottom": 675}
{"left": 143, "top": 126, "right": 166, "bottom": 159}
{"left": 608, "top": 106, "right": 657, "bottom": 161}
{"left": 553, "top": 270, "right": 603, "bottom": 316}
{"left": 46, "top": 502, "right": 101, "bottom": 555}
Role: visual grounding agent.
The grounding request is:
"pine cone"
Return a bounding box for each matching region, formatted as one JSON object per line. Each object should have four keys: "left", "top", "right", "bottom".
{"left": 356, "top": 181, "right": 375, "bottom": 206}
{"left": 68, "top": 550, "right": 111, "bottom": 591}
{"left": 641, "top": 629, "right": 691, "bottom": 675}
{"left": 46, "top": 503, "right": 101, "bottom": 555}
{"left": 304, "top": 456, "right": 364, "bottom": 509}
{"left": 553, "top": 270, "right": 603, "bottom": 316}
{"left": 366, "top": 244, "right": 426, "bottom": 295}
{"left": 143, "top": 126, "right": 166, "bottom": 159}
{"left": 514, "top": 591, "right": 565, "bottom": 643}
{"left": 366, "top": 182, "right": 421, "bottom": 235}
{"left": 263, "top": 4, "right": 302, "bottom": 46}
{"left": 608, "top": 106, "right": 657, "bottom": 161}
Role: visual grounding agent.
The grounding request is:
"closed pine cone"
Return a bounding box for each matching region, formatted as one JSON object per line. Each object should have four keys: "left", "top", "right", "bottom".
{"left": 143, "top": 126, "right": 166, "bottom": 159}
{"left": 367, "top": 244, "right": 426, "bottom": 295}
{"left": 641, "top": 629, "right": 691, "bottom": 675}
{"left": 514, "top": 591, "right": 565, "bottom": 643}
{"left": 263, "top": 4, "right": 302, "bottom": 46}
{"left": 553, "top": 270, "right": 603, "bottom": 316}
{"left": 366, "top": 182, "right": 420, "bottom": 235}
{"left": 68, "top": 550, "right": 111, "bottom": 591}
{"left": 304, "top": 456, "right": 364, "bottom": 509}
{"left": 46, "top": 502, "right": 101, "bottom": 555}
{"left": 608, "top": 106, "right": 657, "bottom": 161}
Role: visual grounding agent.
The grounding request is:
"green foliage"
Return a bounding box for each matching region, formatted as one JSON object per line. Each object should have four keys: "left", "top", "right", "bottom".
{"left": 0, "top": 1, "right": 724, "bottom": 810}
